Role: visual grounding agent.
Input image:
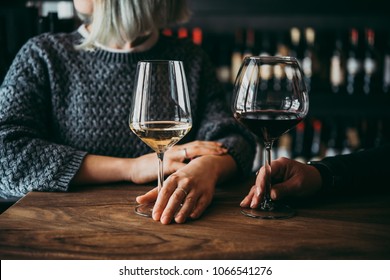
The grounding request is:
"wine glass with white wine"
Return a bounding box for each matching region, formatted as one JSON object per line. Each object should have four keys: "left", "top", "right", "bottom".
{"left": 129, "top": 60, "right": 192, "bottom": 217}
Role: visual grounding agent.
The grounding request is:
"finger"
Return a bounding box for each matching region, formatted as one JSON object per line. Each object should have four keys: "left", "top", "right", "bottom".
{"left": 240, "top": 186, "right": 256, "bottom": 207}
{"left": 270, "top": 157, "right": 290, "bottom": 180}
{"left": 189, "top": 195, "right": 211, "bottom": 219}
{"left": 175, "top": 194, "right": 198, "bottom": 224}
{"left": 159, "top": 184, "right": 190, "bottom": 224}
{"left": 151, "top": 179, "right": 177, "bottom": 222}
{"left": 136, "top": 187, "right": 158, "bottom": 204}
{"left": 270, "top": 179, "right": 297, "bottom": 200}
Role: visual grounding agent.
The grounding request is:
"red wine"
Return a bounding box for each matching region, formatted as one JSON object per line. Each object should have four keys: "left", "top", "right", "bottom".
{"left": 235, "top": 111, "right": 303, "bottom": 142}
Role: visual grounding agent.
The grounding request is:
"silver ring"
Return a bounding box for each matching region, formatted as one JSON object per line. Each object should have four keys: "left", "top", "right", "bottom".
{"left": 177, "top": 187, "right": 188, "bottom": 196}
{"left": 183, "top": 148, "right": 188, "bottom": 159}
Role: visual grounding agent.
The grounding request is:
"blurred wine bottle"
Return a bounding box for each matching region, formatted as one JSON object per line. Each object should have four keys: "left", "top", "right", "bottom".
{"left": 257, "top": 32, "right": 273, "bottom": 91}
{"left": 383, "top": 34, "right": 390, "bottom": 94}
{"left": 341, "top": 123, "right": 360, "bottom": 155}
{"left": 346, "top": 28, "right": 363, "bottom": 95}
{"left": 177, "top": 27, "right": 188, "bottom": 39}
{"left": 259, "top": 31, "right": 273, "bottom": 56}
{"left": 243, "top": 28, "right": 255, "bottom": 58}
{"left": 325, "top": 121, "right": 341, "bottom": 157}
{"left": 273, "top": 32, "right": 289, "bottom": 91}
{"left": 330, "top": 32, "right": 345, "bottom": 94}
{"left": 310, "top": 119, "right": 323, "bottom": 161}
{"left": 231, "top": 29, "right": 244, "bottom": 84}
{"left": 277, "top": 133, "right": 292, "bottom": 159}
{"left": 292, "top": 121, "right": 306, "bottom": 163}
{"left": 374, "top": 120, "right": 386, "bottom": 147}
{"left": 289, "top": 27, "right": 303, "bottom": 62}
{"left": 216, "top": 35, "right": 232, "bottom": 85}
{"left": 302, "top": 27, "right": 318, "bottom": 93}
{"left": 162, "top": 28, "right": 173, "bottom": 36}
{"left": 363, "top": 28, "right": 380, "bottom": 95}
{"left": 192, "top": 27, "right": 203, "bottom": 46}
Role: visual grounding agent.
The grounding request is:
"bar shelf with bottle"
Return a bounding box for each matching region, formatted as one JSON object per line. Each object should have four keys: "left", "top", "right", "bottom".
{"left": 182, "top": 0, "right": 390, "bottom": 162}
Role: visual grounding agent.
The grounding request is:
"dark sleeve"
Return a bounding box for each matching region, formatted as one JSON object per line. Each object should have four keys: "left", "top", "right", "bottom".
{"left": 309, "top": 143, "right": 390, "bottom": 194}
{"left": 0, "top": 38, "right": 86, "bottom": 199}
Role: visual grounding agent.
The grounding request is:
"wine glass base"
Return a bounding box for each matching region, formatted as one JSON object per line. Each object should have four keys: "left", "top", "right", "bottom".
{"left": 134, "top": 203, "right": 154, "bottom": 218}
{"left": 241, "top": 203, "right": 296, "bottom": 219}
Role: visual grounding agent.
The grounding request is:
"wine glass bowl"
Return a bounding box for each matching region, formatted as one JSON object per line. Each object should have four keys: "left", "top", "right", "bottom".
{"left": 232, "top": 56, "right": 309, "bottom": 219}
{"left": 129, "top": 60, "right": 192, "bottom": 217}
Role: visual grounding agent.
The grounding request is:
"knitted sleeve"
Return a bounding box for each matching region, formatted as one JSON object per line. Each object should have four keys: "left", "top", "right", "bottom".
{"left": 193, "top": 51, "right": 256, "bottom": 177}
{"left": 0, "top": 38, "right": 86, "bottom": 198}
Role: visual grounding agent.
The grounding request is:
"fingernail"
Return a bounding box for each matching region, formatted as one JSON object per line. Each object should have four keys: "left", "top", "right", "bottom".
{"left": 152, "top": 211, "right": 160, "bottom": 221}
{"left": 161, "top": 215, "right": 171, "bottom": 224}
{"left": 175, "top": 214, "right": 185, "bottom": 223}
{"left": 250, "top": 201, "right": 257, "bottom": 208}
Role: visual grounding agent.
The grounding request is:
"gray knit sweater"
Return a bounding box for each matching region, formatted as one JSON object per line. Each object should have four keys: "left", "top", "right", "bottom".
{"left": 0, "top": 28, "right": 256, "bottom": 198}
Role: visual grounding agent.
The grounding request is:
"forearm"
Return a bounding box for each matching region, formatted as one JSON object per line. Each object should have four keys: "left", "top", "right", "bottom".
{"left": 71, "top": 154, "right": 133, "bottom": 185}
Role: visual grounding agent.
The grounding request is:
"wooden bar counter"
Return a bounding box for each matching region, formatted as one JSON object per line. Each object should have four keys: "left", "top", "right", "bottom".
{"left": 1, "top": 177, "right": 390, "bottom": 260}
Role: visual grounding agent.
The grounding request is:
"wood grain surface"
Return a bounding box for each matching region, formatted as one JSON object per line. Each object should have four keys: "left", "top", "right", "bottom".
{"left": 1, "top": 177, "right": 389, "bottom": 260}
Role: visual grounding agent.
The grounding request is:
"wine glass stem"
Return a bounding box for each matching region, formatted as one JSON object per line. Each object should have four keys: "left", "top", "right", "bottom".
{"left": 157, "top": 152, "right": 164, "bottom": 193}
{"left": 262, "top": 141, "right": 274, "bottom": 209}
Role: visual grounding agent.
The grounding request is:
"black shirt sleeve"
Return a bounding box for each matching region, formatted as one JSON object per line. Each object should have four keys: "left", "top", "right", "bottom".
{"left": 309, "top": 143, "right": 390, "bottom": 194}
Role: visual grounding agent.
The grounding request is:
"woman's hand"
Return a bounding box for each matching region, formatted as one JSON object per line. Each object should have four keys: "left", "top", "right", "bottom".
{"left": 240, "top": 157, "right": 323, "bottom": 209}
{"left": 129, "top": 141, "right": 228, "bottom": 184}
{"left": 136, "top": 154, "right": 237, "bottom": 224}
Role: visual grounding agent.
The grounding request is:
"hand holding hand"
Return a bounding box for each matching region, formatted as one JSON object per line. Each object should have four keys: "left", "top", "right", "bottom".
{"left": 129, "top": 141, "right": 227, "bottom": 184}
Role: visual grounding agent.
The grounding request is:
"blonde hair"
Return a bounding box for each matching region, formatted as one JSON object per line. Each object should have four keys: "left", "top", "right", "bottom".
{"left": 78, "top": 0, "right": 190, "bottom": 49}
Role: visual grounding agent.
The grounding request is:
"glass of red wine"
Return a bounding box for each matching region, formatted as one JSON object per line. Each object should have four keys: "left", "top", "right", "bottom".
{"left": 232, "top": 56, "right": 309, "bottom": 219}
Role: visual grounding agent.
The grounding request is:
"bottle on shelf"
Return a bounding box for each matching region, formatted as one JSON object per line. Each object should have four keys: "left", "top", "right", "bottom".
{"left": 177, "top": 27, "right": 189, "bottom": 39}
{"left": 363, "top": 28, "right": 380, "bottom": 95}
{"left": 243, "top": 28, "right": 255, "bottom": 58}
{"left": 192, "top": 27, "right": 203, "bottom": 46}
{"left": 230, "top": 29, "right": 244, "bottom": 84}
{"left": 324, "top": 121, "right": 341, "bottom": 157}
{"left": 276, "top": 133, "right": 292, "bottom": 159}
{"left": 289, "top": 27, "right": 303, "bottom": 63}
{"left": 292, "top": 121, "right": 306, "bottom": 163}
{"left": 382, "top": 34, "right": 390, "bottom": 94}
{"left": 259, "top": 31, "right": 273, "bottom": 57}
{"left": 273, "top": 31, "right": 289, "bottom": 91}
{"left": 330, "top": 32, "right": 345, "bottom": 94}
{"left": 162, "top": 28, "right": 173, "bottom": 36}
{"left": 258, "top": 32, "right": 273, "bottom": 91}
{"left": 216, "top": 41, "right": 232, "bottom": 85}
{"left": 341, "top": 124, "right": 360, "bottom": 155}
{"left": 374, "top": 120, "right": 386, "bottom": 148}
{"left": 346, "top": 28, "right": 363, "bottom": 95}
{"left": 302, "top": 27, "right": 320, "bottom": 93}
{"left": 309, "top": 119, "right": 323, "bottom": 161}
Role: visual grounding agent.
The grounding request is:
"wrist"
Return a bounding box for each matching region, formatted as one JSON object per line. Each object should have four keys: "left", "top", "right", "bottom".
{"left": 122, "top": 157, "right": 137, "bottom": 182}
{"left": 191, "top": 154, "right": 237, "bottom": 183}
{"left": 306, "top": 160, "right": 338, "bottom": 193}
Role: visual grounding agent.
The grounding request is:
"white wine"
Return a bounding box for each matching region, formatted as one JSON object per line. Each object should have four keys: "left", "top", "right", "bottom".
{"left": 130, "top": 121, "right": 192, "bottom": 153}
